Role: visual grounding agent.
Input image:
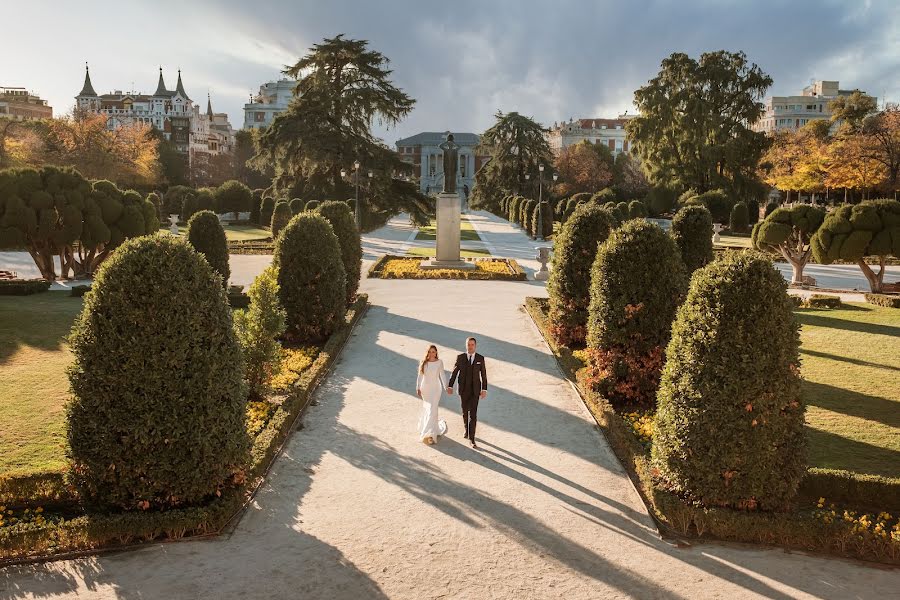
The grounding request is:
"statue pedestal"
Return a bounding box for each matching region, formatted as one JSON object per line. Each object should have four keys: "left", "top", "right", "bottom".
{"left": 420, "top": 192, "right": 475, "bottom": 270}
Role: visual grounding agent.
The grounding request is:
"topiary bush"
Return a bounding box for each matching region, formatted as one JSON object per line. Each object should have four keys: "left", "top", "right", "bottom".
{"left": 315, "top": 200, "right": 362, "bottom": 303}
{"left": 522, "top": 199, "right": 537, "bottom": 235}
{"left": 215, "top": 180, "right": 253, "bottom": 219}
{"left": 548, "top": 204, "right": 618, "bottom": 346}
{"left": 564, "top": 193, "right": 591, "bottom": 222}
{"left": 646, "top": 187, "right": 676, "bottom": 217}
{"left": 585, "top": 220, "right": 689, "bottom": 406}
{"left": 163, "top": 186, "right": 194, "bottom": 219}
{"left": 196, "top": 188, "right": 215, "bottom": 213}
{"left": 186, "top": 210, "right": 230, "bottom": 287}
{"left": 304, "top": 200, "right": 320, "bottom": 212}
{"left": 289, "top": 198, "right": 304, "bottom": 215}
{"left": 671, "top": 205, "right": 714, "bottom": 274}
{"left": 697, "top": 189, "right": 733, "bottom": 223}
{"left": 508, "top": 196, "right": 522, "bottom": 224}
{"left": 530, "top": 201, "right": 554, "bottom": 239}
{"left": 233, "top": 265, "right": 285, "bottom": 399}
{"left": 270, "top": 201, "right": 292, "bottom": 239}
{"left": 764, "top": 201, "right": 779, "bottom": 218}
{"left": 66, "top": 235, "right": 249, "bottom": 510}
{"left": 747, "top": 199, "right": 760, "bottom": 225}
{"left": 250, "top": 189, "right": 263, "bottom": 224}
{"left": 590, "top": 188, "right": 616, "bottom": 205}
{"left": 274, "top": 213, "right": 347, "bottom": 342}
{"left": 260, "top": 197, "right": 275, "bottom": 229}
{"left": 652, "top": 251, "right": 805, "bottom": 511}
{"left": 729, "top": 201, "right": 750, "bottom": 233}
{"left": 628, "top": 200, "right": 648, "bottom": 220}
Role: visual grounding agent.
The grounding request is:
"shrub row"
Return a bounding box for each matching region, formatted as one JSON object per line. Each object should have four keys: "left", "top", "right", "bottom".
{"left": 0, "top": 279, "right": 50, "bottom": 295}
{"left": 865, "top": 293, "right": 900, "bottom": 308}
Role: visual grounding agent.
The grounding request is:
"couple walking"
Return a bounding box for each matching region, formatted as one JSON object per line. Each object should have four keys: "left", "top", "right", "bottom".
{"left": 416, "top": 337, "right": 488, "bottom": 449}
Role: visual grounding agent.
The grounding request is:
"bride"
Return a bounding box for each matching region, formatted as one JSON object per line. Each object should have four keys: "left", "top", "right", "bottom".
{"left": 416, "top": 344, "right": 449, "bottom": 444}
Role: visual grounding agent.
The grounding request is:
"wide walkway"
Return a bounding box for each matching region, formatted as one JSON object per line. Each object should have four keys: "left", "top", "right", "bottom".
{"left": 2, "top": 217, "right": 898, "bottom": 599}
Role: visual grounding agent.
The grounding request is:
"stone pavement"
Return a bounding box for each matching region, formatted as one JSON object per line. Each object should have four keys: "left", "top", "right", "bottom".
{"left": 2, "top": 216, "right": 898, "bottom": 599}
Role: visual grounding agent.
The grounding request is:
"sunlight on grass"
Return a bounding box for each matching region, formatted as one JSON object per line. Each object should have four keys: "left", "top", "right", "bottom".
{"left": 415, "top": 218, "right": 481, "bottom": 242}
{"left": 405, "top": 247, "right": 491, "bottom": 258}
{"left": 161, "top": 224, "right": 271, "bottom": 241}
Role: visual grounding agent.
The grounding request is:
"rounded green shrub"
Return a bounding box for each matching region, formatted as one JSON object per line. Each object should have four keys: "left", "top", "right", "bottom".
{"left": 274, "top": 213, "right": 347, "bottom": 342}
{"left": 250, "top": 189, "right": 263, "bottom": 224}
{"left": 586, "top": 220, "right": 689, "bottom": 406}
{"left": 522, "top": 199, "right": 537, "bottom": 235}
{"left": 315, "top": 200, "right": 362, "bottom": 302}
{"left": 163, "top": 186, "right": 194, "bottom": 218}
{"left": 195, "top": 188, "right": 215, "bottom": 213}
{"left": 590, "top": 188, "right": 617, "bottom": 205}
{"left": 548, "top": 204, "right": 617, "bottom": 346}
{"left": 729, "top": 201, "right": 749, "bottom": 233}
{"left": 697, "top": 189, "right": 733, "bottom": 223}
{"left": 747, "top": 199, "right": 760, "bottom": 225}
{"left": 652, "top": 251, "right": 805, "bottom": 510}
{"left": 215, "top": 180, "right": 253, "bottom": 218}
{"left": 671, "top": 205, "right": 714, "bottom": 274}
{"left": 764, "top": 201, "right": 779, "bottom": 218}
{"left": 66, "top": 235, "right": 248, "bottom": 510}
{"left": 305, "top": 199, "right": 321, "bottom": 212}
{"left": 180, "top": 193, "right": 199, "bottom": 223}
{"left": 289, "top": 198, "right": 304, "bottom": 215}
{"left": 646, "top": 187, "right": 676, "bottom": 217}
{"left": 260, "top": 197, "right": 275, "bottom": 228}
{"left": 508, "top": 196, "right": 522, "bottom": 224}
{"left": 270, "top": 201, "right": 292, "bottom": 239}
{"left": 628, "top": 200, "right": 648, "bottom": 219}
{"left": 186, "top": 210, "right": 229, "bottom": 287}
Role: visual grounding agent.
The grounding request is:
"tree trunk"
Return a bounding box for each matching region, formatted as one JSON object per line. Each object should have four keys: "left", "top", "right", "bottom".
{"left": 782, "top": 246, "right": 808, "bottom": 285}
{"left": 27, "top": 246, "right": 57, "bottom": 281}
{"left": 857, "top": 257, "right": 885, "bottom": 293}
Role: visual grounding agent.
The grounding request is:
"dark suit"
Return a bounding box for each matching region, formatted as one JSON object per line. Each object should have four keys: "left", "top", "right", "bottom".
{"left": 449, "top": 352, "right": 488, "bottom": 440}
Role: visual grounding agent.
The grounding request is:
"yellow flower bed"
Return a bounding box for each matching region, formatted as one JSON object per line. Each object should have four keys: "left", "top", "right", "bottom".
{"left": 0, "top": 505, "right": 55, "bottom": 531}
{"left": 375, "top": 257, "right": 526, "bottom": 280}
{"left": 622, "top": 411, "right": 654, "bottom": 447}
{"left": 270, "top": 346, "right": 320, "bottom": 392}
{"left": 246, "top": 401, "right": 275, "bottom": 438}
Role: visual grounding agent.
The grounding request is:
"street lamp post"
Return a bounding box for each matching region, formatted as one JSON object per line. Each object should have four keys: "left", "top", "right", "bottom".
{"left": 523, "top": 173, "right": 531, "bottom": 231}
{"left": 353, "top": 160, "right": 361, "bottom": 228}
{"left": 537, "top": 164, "right": 545, "bottom": 241}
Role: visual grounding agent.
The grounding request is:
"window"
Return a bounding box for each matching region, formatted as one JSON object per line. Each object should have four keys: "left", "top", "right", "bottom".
{"left": 254, "top": 111, "right": 265, "bottom": 122}
{"left": 460, "top": 156, "right": 466, "bottom": 178}
{"left": 608, "top": 139, "right": 615, "bottom": 150}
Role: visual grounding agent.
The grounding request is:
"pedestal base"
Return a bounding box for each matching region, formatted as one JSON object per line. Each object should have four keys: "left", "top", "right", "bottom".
{"left": 534, "top": 268, "right": 549, "bottom": 281}
{"left": 419, "top": 259, "right": 477, "bottom": 270}
{"left": 435, "top": 192, "right": 462, "bottom": 262}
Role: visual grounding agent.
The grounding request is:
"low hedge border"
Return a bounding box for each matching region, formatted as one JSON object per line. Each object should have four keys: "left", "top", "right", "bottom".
{"left": 0, "top": 279, "right": 51, "bottom": 295}
{"left": 524, "top": 296, "right": 900, "bottom": 566}
{"left": 368, "top": 254, "right": 527, "bottom": 281}
{"left": 0, "top": 295, "right": 368, "bottom": 564}
{"left": 865, "top": 293, "right": 900, "bottom": 308}
{"left": 227, "top": 240, "right": 275, "bottom": 255}
{"left": 803, "top": 294, "right": 842, "bottom": 309}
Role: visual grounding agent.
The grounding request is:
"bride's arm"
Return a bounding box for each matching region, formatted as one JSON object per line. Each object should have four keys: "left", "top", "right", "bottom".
{"left": 438, "top": 360, "right": 448, "bottom": 389}
{"left": 416, "top": 369, "right": 424, "bottom": 395}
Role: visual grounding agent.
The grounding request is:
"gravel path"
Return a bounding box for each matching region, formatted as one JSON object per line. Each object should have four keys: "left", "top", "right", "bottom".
{"left": 2, "top": 218, "right": 898, "bottom": 599}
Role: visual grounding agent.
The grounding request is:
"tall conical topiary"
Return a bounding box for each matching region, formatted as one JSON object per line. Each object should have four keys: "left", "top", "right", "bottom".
{"left": 548, "top": 203, "right": 617, "bottom": 346}
{"left": 260, "top": 197, "right": 275, "bottom": 229}
{"left": 289, "top": 198, "right": 304, "bottom": 215}
{"left": 652, "top": 251, "right": 805, "bottom": 510}
{"left": 729, "top": 201, "right": 749, "bottom": 233}
{"left": 315, "top": 200, "right": 362, "bottom": 302}
{"left": 586, "top": 220, "right": 688, "bottom": 406}
{"left": 66, "top": 236, "right": 248, "bottom": 510}
{"left": 274, "top": 213, "right": 347, "bottom": 342}
{"left": 186, "top": 210, "right": 230, "bottom": 287}
{"left": 671, "top": 205, "right": 714, "bottom": 274}
{"left": 270, "top": 201, "right": 292, "bottom": 239}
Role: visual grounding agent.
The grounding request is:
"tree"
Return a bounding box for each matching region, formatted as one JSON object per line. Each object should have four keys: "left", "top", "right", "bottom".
{"left": 671, "top": 205, "right": 714, "bottom": 273}
{"left": 810, "top": 199, "right": 900, "bottom": 292}
{"left": 829, "top": 91, "right": 878, "bottom": 132}
{"left": 215, "top": 180, "right": 253, "bottom": 220}
{"left": 652, "top": 251, "right": 804, "bottom": 511}
{"left": 253, "top": 35, "right": 429, "bottom": 224}
{"left": 554, "top": 140, "right": 613, "bottom": 195}
{"left": 186, "top": 210, "right": 230, "bottom": 287}
{"left": 627, "top": 51, "right": 771, "bottom": 196}
{"left": 233, "top": 129, "right": 272, "bottom": 190}
{"left": 860, "top": 106, "right": 900, "bottom": 197}
{"left": 762, "top": 121, "right": 831, "bottom": 203}
{"left": 472, "top": 111, "right": 554, "bottom": 211}
{"left": 233, "top": 265, "right": 285, "bottom": 399}
{"left": 751, "top": 205, "right": 825, "bottom": 284}
{"left": 612, "top": 152, "right": 650, "bottom": 200}
{"left": 825, "top": 132, "right": 887, "bottom": 200}
{"left": 153, "top": 129, "right": 189, "bottom": 186}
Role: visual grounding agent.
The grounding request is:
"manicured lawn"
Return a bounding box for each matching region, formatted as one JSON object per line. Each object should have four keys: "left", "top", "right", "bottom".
{"left": 798, "top": 303, "right": 900, "bottom": 477}
{"left": 714, "top": 234, "right": 752, "bottom": 249}
{"left": 162, "top": 224, "right": 272, "bottom": 241}
{"left": 415, "top": 218, "right": 481, "bottom": 242}
{"left": 0, "top": 292, "right": 82, "bottom": 475}
{"left": 405, "top": 247, "right": 491, "bottom": 258}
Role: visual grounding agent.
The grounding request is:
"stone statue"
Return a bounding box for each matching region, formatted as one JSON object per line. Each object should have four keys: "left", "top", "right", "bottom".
{"left": 439, "top": 133, "right": 459, "bottom": 194}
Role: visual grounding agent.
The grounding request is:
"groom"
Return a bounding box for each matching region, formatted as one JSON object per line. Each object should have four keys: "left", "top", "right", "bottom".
{"left": 447, "top": 337, "right": 488, "bottom": 449}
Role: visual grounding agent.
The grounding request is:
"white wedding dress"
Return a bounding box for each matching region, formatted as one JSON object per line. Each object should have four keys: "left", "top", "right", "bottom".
{"left": 416, "top": 359, "right": 449, "bottom": 441}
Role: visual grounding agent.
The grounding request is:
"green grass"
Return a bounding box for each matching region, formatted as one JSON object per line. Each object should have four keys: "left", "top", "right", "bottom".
{"left": 797, "top": 303, "right": 900, "bottom": 477}
{"left": 405, "top": 247, "right": 491, "bottom": 258}
{"left": 415, "top": 218, "right": 481, "bottom": 242}
{"left": 161, "top": 224, "right": 272, "bottom": 242}
{"left": 0, "top": 292, "right": 82, "bottom": 475}
{"left": 714, "top": 234, "right": 752, "bottom": 249}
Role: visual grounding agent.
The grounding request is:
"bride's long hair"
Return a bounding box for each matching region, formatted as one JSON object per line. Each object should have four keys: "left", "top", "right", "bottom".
{"left": 420, "top": 345, "right": 439, "bottom": 374}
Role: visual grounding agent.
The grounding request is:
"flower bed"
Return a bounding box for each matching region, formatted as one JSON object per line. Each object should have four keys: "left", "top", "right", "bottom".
{"left": 0, "top": 295, "right": 368, "bottom": 564}
{"left": 368, "top": 255, "right": 527, "bottom": 281}
{"left": 525, "top": 296, "right": 900, "bottom": 565}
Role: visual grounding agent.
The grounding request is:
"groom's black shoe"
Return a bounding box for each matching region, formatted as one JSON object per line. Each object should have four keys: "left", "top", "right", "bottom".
{"left": 470, "top": 439, "right": 478, "bottom": 449}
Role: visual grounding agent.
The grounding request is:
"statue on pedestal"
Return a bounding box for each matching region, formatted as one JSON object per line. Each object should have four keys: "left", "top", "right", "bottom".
{"left": 439, "top": 133, "right": 459, "bottom": 194}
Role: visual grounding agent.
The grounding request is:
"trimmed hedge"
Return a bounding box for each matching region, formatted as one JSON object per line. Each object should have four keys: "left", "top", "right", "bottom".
{"left": 865, "top": 293, "right": 900, "bottom": 308}
{"left": 508, "top": 196, "right": 522, "bottom": 224}
{"left": 590, "top": 188, "right": 616, "bottom": 205}
{"left": 803, "top": 294, "right": 842, "bottom": 309}
{"left": 697, "top": 189, "right": 733, "bottom": 223}
{"left": 530, "top": 201, "right": 554, "bottom": 239}
{"left": 250, "top": 189, "right": 263, "bottom": 224}
{"left": 289, "top": 198, "right": 304, "bottom": 215}
{"left": 274, "top": 213, "right": 347, "bottom": 342}
{"left": 315, "top": 200, "right": 363, "bottom": 303}
{"left": 186, "top": 210, "right": 230, "bottom": 287}
{"left": 260, "top": 197, "right": 275, "bottom": 228}
{"left": 645, "top": 187, "right": 675, "bottom": 217}
{"left": 628, "top": 200, "right": 648, "bottom": 220}
{"left": 652, "top": 251, "right": 805, "bottom": 511}
{"left": 729, "top": 201, "right": 749, "bottom": 233}
{"left": 585, "top": 220, "right": 689, "bottom": 406}
{"left": 304, "top": 200, "right": 320, "bottom": 212}
{"left": 270, "top": 201, "right": 292, "bottom": 240}
{"left": 547, "top": 204, "right": 617, "bottom": 347}
{"left": 522, "top": 199, "right": 537, "bottom": 236}
{"left": 671, "top": 205, "right": 713, "bottom": 274}
{"left": 764, "top": 201, "right": 779, "bottom": 218}
{"left": 0, "top": 279, "right": 50, "bottom": 295}
{"left": 747, "top": 199, "right": 760, "bottom": 225}
{"left": 66, "top": 236, "right": 249, "bottom": 511}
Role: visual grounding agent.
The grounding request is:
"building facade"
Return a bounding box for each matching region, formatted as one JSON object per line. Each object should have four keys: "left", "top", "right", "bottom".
{"left": 753, "top": 80, "right": 875, "bottom": 133}
{"left": 394, "top": 132, "right": 490, "bottom": 196}
{"left": 190, "top": 95, "right": 236, "bottom": 184}
{"left": 0, "top": 87, "right": 53, "bottom": 121}
{"left": 243, "top": 79, "right": 297, "bottom": 130}
{"left": 545, "top": 115, "right": 635, "bottom": 156}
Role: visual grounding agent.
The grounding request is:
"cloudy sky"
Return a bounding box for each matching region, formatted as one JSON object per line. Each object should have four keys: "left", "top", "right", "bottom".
{"left": 4, "top": 0, "right": 898, "bottom": 144}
